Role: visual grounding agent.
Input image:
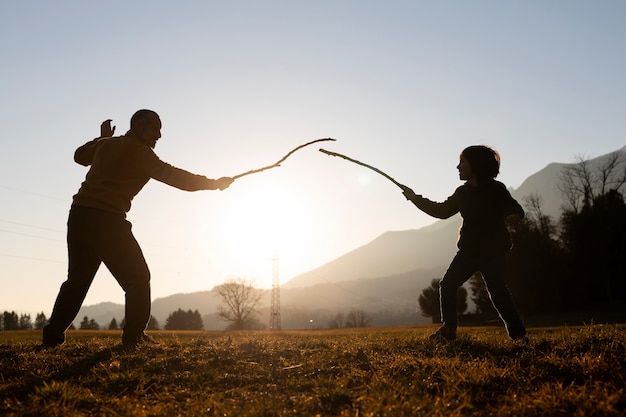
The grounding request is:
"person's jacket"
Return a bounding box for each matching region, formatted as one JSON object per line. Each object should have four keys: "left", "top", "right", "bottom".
{"left": 72, "top": 132, "right": 219, "bottom": 217}
{"left": 407, "top": 180, "right": 524, "bottom": 257}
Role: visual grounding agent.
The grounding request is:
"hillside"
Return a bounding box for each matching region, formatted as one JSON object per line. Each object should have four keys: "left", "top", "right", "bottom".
{"left": 282, "top": 217, "right": 459, "bottom": 288}
{"left": 76, "top": 268, "right": 441, "bottom": 330}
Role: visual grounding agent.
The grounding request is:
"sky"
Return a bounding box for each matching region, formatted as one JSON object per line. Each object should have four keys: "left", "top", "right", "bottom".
{"left": 1, "top": 1, "right": 625, "bottom": 317}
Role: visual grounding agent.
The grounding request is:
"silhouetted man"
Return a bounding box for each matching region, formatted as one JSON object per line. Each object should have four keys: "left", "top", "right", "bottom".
{"left": 43, "top": 109, "right": 233, "bottom": 347}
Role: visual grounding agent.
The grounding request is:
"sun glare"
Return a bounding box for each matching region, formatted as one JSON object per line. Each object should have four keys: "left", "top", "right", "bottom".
{"left": 215, "top": 183, "right": 313, "bottom": 286}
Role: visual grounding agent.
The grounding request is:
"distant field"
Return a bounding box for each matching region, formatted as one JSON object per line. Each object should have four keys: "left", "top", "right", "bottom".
{"left": 1, "top": 325, "right": 624, "bottom": 416}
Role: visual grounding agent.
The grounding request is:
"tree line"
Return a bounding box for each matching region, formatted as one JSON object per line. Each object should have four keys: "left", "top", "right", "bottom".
{"left": 327, "top": 309, "right": 373, "bottom": 328}
{"left": 419, "top": 152, "right": 626, "bottom": 321}
{"left": 75, "top": 310, "right": 206, "bottom": 331}
{"left": 0, "top": 311, "right": 47, "bottom": 330}
{"left": 1, "top": 278, "right": 263, "bottom": 331}
{"left": 0, "top": 310, "right": 205, "bottom": 331}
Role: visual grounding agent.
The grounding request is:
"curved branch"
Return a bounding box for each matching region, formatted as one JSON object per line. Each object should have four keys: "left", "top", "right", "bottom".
{"left": 233, "top": 138, "right": 337, "bottom": 180}
{"left": 319, "top": 148, "right": 404, "bottom": 189}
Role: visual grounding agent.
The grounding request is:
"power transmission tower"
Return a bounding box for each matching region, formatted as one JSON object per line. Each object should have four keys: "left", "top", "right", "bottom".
{"left": 270, "top": 253, "right": 281, "bottom": 330}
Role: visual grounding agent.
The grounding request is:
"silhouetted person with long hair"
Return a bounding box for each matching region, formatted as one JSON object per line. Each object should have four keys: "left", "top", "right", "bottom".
{"left": 401, "top": 145, "right": 527, "bottom": 342}
{"left": 43, "top": 110, "right": 233, "bottom": 347}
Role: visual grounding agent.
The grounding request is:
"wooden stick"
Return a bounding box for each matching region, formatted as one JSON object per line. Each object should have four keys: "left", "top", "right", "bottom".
{"left": 319, "top": 148, "right": 405, "bottom": 189}
{"left": 233, "top": 138, "right": 337, "bottom": 180}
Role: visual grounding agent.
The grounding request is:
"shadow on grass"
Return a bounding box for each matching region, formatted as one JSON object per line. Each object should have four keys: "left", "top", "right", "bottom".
{"left": 0, "top": 343, "right": 123, "bottom": 404}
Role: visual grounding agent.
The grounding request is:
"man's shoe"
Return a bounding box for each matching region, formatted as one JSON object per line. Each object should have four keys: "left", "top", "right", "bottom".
{"left": 429, "top": 326, "right": 457, "bottom": 341}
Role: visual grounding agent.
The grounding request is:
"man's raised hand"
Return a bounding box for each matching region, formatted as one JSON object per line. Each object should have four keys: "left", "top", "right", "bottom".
{"left": 100, "top": 119, "right": 116, "bottom": 138}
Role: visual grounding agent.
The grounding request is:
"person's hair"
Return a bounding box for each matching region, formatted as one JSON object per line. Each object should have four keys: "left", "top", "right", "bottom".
{"left": 130, "top": 109, "right": 159, "bottom": 129}
{"left": 461, "top": 145, "right": 500, "bottom": 181}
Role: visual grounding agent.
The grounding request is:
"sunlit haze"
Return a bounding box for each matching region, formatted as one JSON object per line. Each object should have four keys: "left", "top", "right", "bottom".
{"left": 1, "top": 2, "right": 625, "bottom": 315}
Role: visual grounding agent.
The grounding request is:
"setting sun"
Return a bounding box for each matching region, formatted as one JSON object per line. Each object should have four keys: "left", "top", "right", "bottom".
{"left": 204, "top": 182, "right": 313, "bottom": 287}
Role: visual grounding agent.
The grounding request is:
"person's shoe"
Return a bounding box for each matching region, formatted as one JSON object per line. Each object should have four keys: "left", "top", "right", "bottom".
{"left": 509, "top": 329, "right": 528, "bottom": 344}
{"left": 429, "top": 326, "right": 457, "bottom": 341}
{"left": 122, "top": 332, "right": 157, "bottom": 348}
{"left": 511, "top": 334, "right": 530, "bottom": 345}
{"left": 41, "top": 324, "right": 65, "bottom": 347}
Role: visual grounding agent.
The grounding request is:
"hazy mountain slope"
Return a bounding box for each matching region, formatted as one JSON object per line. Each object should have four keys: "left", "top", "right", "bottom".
{"left": 76, "top": 292, "right": 221, "bottom": 329}
{"left": 511, "top": 162, "right": 566, "bottom": 219}
{"left": 280, "top": 267, "right": 441, "bottom": 309}
{"left": 76, "top": 268, "right": 441, "bottom": 330}
{"left": 75, "top": 302, "right": 124, "bottom": 329}
{"left": 282, "top": 218, "right": 459, "bottom": 288}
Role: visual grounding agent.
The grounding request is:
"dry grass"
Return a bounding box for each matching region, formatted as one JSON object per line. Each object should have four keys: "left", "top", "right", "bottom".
{"left": 1, "top": 325, "right": 624, "bottom": 416}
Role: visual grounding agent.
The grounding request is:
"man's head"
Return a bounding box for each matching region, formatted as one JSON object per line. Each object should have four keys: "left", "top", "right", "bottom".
{"left": 130, "top": 109, "right": 161, "bottom": 148}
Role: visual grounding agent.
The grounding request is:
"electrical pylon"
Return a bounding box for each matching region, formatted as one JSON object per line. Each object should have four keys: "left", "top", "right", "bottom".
{"left": 269, "top": 253, "right": 281, "bottom": 330}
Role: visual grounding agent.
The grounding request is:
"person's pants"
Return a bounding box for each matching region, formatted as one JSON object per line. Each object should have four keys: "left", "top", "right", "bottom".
{"left": 45, "top": 206, "right": 151, "bottom": 343}
{"left": 439, "top": 251, "right": 526, "bottom": 338}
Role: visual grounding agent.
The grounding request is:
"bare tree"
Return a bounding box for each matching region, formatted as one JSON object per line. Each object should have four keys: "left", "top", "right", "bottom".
{"left": 328, "top": 312, "right": 345, "bottom": 329}
{"left": 559, "top": 152, "right": 626, "bottom": 213}
{"left": 597, "top": 152, "right": 626, "bottom": 195}
{"left": 345, "top": 309, "right": 372, "bottom": 328}
{"left": 523, "top": 192, "right": 556, "bottom": 238}
{"left": 214, "top": 278, "right": 265, "bottom": 330}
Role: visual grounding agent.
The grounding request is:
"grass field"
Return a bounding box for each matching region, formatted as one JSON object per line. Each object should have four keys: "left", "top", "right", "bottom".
{"left": 1, "top": 325, "right": 625, "bottom": 416}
